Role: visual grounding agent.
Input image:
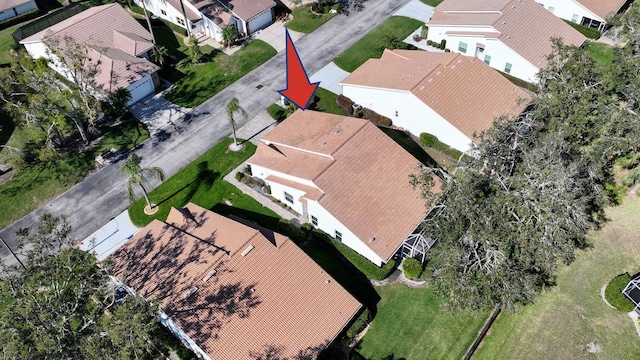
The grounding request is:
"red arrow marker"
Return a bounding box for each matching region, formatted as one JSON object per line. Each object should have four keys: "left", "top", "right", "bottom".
{"left": 278, "top": 29, "right": 320, "bottom": 110}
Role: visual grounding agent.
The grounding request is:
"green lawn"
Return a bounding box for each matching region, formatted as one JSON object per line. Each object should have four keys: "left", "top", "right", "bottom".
{"left": 0, "top": 121, "right": 149, "bottom": 229}
{"left": 308, "top": 88, "right": 344, "bottom": 115}
{"left": 267, "top": 103, "right": 288, "bottom": 121}
{"left": 165, "top": 40, "right": 276, "bottom": 107}
{"left": 587, "top": 41, "right": 616, "bottom": 68}
{"left": 334, "top": 16, "right": 424, "bottom": 72}
{"left": 352, "top": 285, "right": 488, "bottom": 360}
{"left": 128, "top": 138, "right": 278, "bottom": 227}
{"left": 286, "top": 5, "right": 337, "bottom": 33}
{"left": 0, "top": 23, "right": 21, "bottom": 65}
{"left": 474, "top": 196, "right": 640, "bottom": 360}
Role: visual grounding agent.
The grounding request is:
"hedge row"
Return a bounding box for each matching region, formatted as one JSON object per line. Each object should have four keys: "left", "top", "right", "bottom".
{"left": 419, "top": 132, "right": 463, "bottom": 160}
{"left": 564, "top": 20, "right": 600, "bottom": 39}
{"left": 312, "top": 229, "right": 396, "bottom": 280}
{"left": 0, "top": 8, "right": 42, "bottom": 32}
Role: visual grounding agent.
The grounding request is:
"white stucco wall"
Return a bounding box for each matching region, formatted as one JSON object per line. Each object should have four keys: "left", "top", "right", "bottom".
{"left": 134, "top": 0, "right": 197, "bottom": 32}
{"left": 22, "top": 41, "right": 76, "bottom": 81}
{"left": 306, "top": 201, "right": 386, "bottom": 267}
{"left": 341, "top": 85, "right": 474, "bottom": 152}
{"left": 426, "top": 25, "right": 540, "bottom": 82}
{"left": 0, "top": 0, "right": 37, "bottom": 21}
{"left": 534, "top": 0, "right": 600, "bottom": 22}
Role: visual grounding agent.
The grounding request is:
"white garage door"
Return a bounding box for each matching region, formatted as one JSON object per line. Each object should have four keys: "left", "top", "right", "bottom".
{"left": 247, "top": 9, "right": 273, "bottom": 34}
{"left": 127, "top": 75, "right": 155, "bottom": 105}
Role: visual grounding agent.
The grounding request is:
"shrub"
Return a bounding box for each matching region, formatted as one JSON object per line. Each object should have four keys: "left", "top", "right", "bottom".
{"left": 402, "top": 257, "right": 422, "bottom": 279}
{"left": 605, "top": 183, "right": 625, "bottom": 205}
{"left": 564, "top": 20, "right": 600, "bottom": 39}
{"left": 419, "top": 132, "right": 463, "bottom": 160}
{"left": 336, "top": 94, "right": 354, "bottom": 116}
{"left": 301, "top": 223, "right": 313, "bottom": 231}
{"left": 427, "top": 40, "right": 434, "bottom": 46}
{"left": 362, "top": 107, "right": 392, "bottom": 127}
{"left": 440, "top": 39, "right": 446, "bottom": 49}
{"left": 605, "top": 273, "right": 635, "bottom": 312}
{"left": 420, "top": 25, "right": 429, "bottom": 39}
{"left": 346, "top": 308, "right": 370, "bottom": 339}
{"left": 615, "top": 153, "right": 640, "bottom": 169}
{"left": 278, "top": 218, "right": 305, "bottom": 243}
{"left": 444, "top": 48, "right": 451, "bottom": 52}
{"left": 420, "top": 133, "right": 438, "bottom": 147}
{"left": 235, "top": 171, "right": 244, "bottom": 181}
{"left": 312, "top": 229, "right": 396, "bottom": 280}
{"left": 405, "top": 44, "right": 418, "bottom": 50}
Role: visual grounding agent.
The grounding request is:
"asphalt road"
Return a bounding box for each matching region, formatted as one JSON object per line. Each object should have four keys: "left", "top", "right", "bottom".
{"left": 0, "top": 0, "right": 411, "bottom": 266}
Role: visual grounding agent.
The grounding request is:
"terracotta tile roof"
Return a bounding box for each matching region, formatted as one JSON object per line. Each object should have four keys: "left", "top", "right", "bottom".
{"left": 216, "top": 0, "right": 276, "bottom": 21}
{"left": 192, "top": 0, "right": 231, "bottom": 25}
{"left": 429, "top": 0, "right": 586, "bottom": 68}
{"left": 1, "top": 0, "right": 33, "bottom": 11}
{"left": 577, "top": 0, "right": 627, "bottom": 20}
{"left": 109, "top": 203, "right": 361, "bottom": 360}
{"left": 251, "top": 142, "right": 335, "bottom": 181}
{"left": 249, "top": 111, "right": 441, "bottom": 262}
{"left": 20, "top": 4, "right": 157, "bottom": 93}
{"left": 265, "top": 174, "right": 325, "bottom": 202}
{"left": 343, "top": 50, "right": 530, "bottom": 140}
{"left": 168, "top": 0, "right": 202, "bottom": 22}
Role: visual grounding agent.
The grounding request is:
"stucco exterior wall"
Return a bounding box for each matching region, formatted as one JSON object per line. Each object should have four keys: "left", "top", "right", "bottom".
{"left": 534, "top": 0, "right": 600, "bottom": 22}
{"left": 427, "top": 25, "right": 540, "bottom": 82}
{"left": 341, "top": 85, "right": 474, "bottom": 152}
{"left": 134, "top": 0, "right": 197, "bottom": 32}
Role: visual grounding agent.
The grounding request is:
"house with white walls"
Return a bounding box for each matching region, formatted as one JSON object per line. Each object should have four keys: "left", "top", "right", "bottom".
{"left": 534, "top": 0, "right": 629, "bottom": 31}
{"left": 247, "top": 110, "right": 441, "bottom": 267}
{"left": 109, "top": 203, "right": 361, "bottom": 360}
{"left": 0, "top": 0, "right": 38, "bottom": 21}
{"left": 341, "top": 50, "right": 531, "bottom": 153}
{"left": 19, "top": 3, "right": 159, "bottom": 105}
{"left": 134, "top": 0, "right": 276, "bottom": 42}
{"left": 426, "top": 0, "right": 586, "bottom": 82}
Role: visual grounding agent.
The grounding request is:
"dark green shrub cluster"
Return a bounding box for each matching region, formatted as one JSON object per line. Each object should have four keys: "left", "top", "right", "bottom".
{"left": 336, "top": 94, "right": 354, "bottom": 116}
{"left": 402, "top": 257, "right": 422, "bottom": 279}
{"left": 420, "top": 25, "right": 429, "bottom": 39}
{"left": 311, "top": 229, "right": 396, "bottom": 280}
{"left": 362, "top": 107, "right": 392, "bottom": 127}
{"left": 498, "top": 71, "right": 538, "bottom": 92}
{"left": 278, "top": 219, "right": 305, "bottom": 244}
{"left": 426, "top": 39, "right": 447, "bottom": 50}
{"left": 564, "top": 20, "right": 600, "bottom": 39}
{"left": 0, "top": 8, "right": 42, "bottom": 31}
{"left": 419, "top": 132, "right": 463, "bottom": 160}
{"left": 615, "top": 153, "right": 640, "bottom": 169}
{"left": 267, "top": 103, "right": 287, "bottom": 121}
{"left": 235, "top": 171, "right": 244, "bottom": 181}
{"left": 405, "top": 44, "right": 418, "bottom": 50}
{"left": 605, "top": 183, "right": 625, "bottom": 205}
{"left": 346, "top": 308, "right": 370, "bottom": 339}
{"left": 605, "top": 273, "right": 635, "bottom": 312}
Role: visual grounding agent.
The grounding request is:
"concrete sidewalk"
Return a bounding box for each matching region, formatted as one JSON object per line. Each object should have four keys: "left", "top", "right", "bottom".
{"left": 309, "top": 62, "right": 350, "bottom": 95}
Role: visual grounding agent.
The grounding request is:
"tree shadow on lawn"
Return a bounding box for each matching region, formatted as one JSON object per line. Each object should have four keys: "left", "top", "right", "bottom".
{"left": 156, "top": 161, "right": 219, "bottom": 208}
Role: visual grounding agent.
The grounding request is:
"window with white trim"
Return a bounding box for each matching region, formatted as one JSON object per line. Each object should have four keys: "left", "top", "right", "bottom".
{"left": 311, "top": 215, "right": 318, "bottom": 227}
{"left": 176, "top": 17, "right": 185, "bottom": 26}
{"left": 484, "top": 55, "right": 491, "bottom": 65}
{"left": 284, "top": 191, "right": 294, "bottom": 204}
{"left": 458, "top": 41, "right": 468, "bottom": 53}
{"left": 571, "top": 14, "right": 579, "bottom": 23}
{"left": 335, "top": 230, "right": 342, "bottom": 242}
{"left": 504, "top": 62, "right": 512, "bottom": 74}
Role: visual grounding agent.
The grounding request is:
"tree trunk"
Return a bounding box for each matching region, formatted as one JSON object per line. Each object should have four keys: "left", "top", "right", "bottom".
{"left": 140, "top": 183, "right": 153, "bottom": 209}
{"left": 71, "top": 116, "right": 89, "bottom": 144}
{"left": 140, "top": 0, "right": 156, "bottom": 44}
{"left": 231, "top": 123, "right": 238, "bottom": 145}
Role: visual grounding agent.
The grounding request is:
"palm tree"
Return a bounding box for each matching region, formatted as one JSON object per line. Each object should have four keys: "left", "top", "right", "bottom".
{"left": 152, "top": 45, "right": 169, "bottom": 67}
{"left": 119, "top": 153, "right": 165, "bottom": 210}
{"left": 227, "top": 97, "right": 248, "bottom": 147}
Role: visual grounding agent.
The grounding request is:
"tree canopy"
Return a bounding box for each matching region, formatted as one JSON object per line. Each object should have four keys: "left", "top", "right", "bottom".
{"left": 0, "top": 213, "right": 160, "bottom": 359}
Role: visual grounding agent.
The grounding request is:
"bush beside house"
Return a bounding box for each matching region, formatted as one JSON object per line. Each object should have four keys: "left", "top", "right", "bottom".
{"left": 605, "top": 273, "right": 635, "bottom": 312}
{"left": 402, "top": 257, "right": 422, "bottom": 279}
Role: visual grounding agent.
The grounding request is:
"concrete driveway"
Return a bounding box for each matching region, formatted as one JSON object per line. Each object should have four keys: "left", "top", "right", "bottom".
{"left": 309, "top": 62, "right": 350, "bottom": 95}
{"left": 78, "top": 210, "right": 140, "bottom": 261}
{"left": 252, "top": 22, "right": 304, "bottom": 53}
{"left": 394, "top": 0, "right": 434, "bottom": 23}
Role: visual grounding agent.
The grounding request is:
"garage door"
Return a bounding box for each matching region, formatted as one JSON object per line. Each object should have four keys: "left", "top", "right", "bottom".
{"left": 127, "top": 75, "right": 155, "bottom": 105}
{"left": 247, "top": 9, "right": 273, "bottom": 34}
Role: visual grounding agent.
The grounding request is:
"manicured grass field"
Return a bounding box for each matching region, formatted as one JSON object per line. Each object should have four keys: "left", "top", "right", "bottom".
{"left": 587, "top": 41, "right": 616, "bottom": 68}
{"left": 0, "top": 121, "right": 149, "bottom": 229}
{"left": 128, "top": 138, "right": 278, "bottom": 227}
{"left": 165, "top": 40, "right": 276, "bottom": 108}
{"left": 420, "top": 0, "right": 444, "bottom": 5}
{"left": 0, "top": 24, "right": 21, "bottom": 65}
{"left": 352, "top": 285, "right": 488, "bottom": 360}
{"left": 308, "top": 88, "right": 344, "bottom": 115}
{"left": 286, "top": 5, "right": 337, "bottom": 33}
{"left": 474, "top": 197, "right": 640, "bottom": 360}
{"left": 334, "top": 16, "right": 423, "bottom": 72}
